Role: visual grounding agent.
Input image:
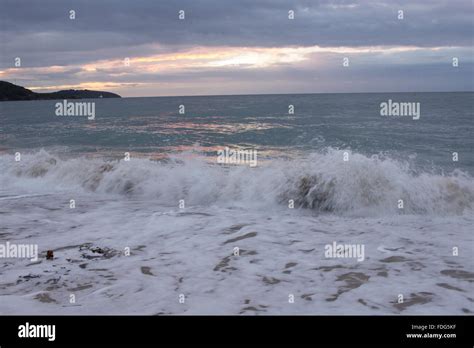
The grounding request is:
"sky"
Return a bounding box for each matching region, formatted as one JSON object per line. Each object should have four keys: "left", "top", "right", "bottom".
{"left": 0, "top": 0, "right": 473, "bottom": 97}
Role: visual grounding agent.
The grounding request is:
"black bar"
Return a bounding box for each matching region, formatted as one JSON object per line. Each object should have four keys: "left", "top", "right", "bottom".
{"left": 0, "top": 315, "right": 472, "bottom": 346}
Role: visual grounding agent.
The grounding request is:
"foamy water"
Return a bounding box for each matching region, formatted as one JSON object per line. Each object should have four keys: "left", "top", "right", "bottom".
{"left": 2, "top": 149, "right": 474, "bottom": 216}
{"left": 0, "top": 149, "right": 473, "bottom": 314}
{"left": 1, "top": 93, "right": 473, "bottom": 314}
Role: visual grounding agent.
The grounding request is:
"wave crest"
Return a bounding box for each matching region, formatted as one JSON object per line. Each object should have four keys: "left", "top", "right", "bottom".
{"left": 1, "top": 149, "right": 473, "bottom": 216}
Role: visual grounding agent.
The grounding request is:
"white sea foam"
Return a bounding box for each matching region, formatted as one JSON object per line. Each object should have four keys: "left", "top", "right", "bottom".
{"left": 0, "top": 150, "right": 473, "bottom": 314}
{"left": 0, "top": 195, "right": 472, "bottom": 315}
{"left": 1, "top": 149, "right": 473, "bottom": 216}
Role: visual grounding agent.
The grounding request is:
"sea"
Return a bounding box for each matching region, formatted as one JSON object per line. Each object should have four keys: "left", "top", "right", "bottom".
{"left": 0, "top": 92, "right": 473, "bottom": 314}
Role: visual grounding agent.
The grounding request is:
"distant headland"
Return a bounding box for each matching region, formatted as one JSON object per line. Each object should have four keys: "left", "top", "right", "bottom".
{"left": 0, "top": 81, "right": 121, "bottom": 101}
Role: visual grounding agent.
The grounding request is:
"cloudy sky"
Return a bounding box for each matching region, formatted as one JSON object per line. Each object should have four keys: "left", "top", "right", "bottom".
{"left": 1, "top": 0, "right": 472, "bottom": 97}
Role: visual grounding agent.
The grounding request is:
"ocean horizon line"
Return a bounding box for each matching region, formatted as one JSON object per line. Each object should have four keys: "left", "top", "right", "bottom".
{"left": 118, "top": 90, "right": 474, "bottom": 99}
{"left": 7, "top": 89, "right": 474, "bottom": 102}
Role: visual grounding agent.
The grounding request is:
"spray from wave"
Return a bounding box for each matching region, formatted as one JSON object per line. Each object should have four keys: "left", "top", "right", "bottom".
{"left": 1, "top": 149, "right": 473, "bottom": 216}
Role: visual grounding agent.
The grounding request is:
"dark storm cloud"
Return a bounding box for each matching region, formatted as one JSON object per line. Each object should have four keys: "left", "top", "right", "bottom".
{"left": 1, "top": 0, "right": 473, "bottom": 68}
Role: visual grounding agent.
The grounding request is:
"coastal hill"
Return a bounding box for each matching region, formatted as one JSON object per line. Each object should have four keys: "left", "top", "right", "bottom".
{"left": 0, "top": 81, "right": 121, "bottom": 101}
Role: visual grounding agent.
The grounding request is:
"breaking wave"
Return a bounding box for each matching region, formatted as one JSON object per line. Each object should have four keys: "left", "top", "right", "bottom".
{"left": 1, "top": 149, "right": 473, "bottom": 216}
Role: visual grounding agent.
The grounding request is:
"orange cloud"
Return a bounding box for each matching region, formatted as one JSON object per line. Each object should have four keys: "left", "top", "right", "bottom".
{"left": 1, "top": 44, "right": 456, "bottom": 93}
